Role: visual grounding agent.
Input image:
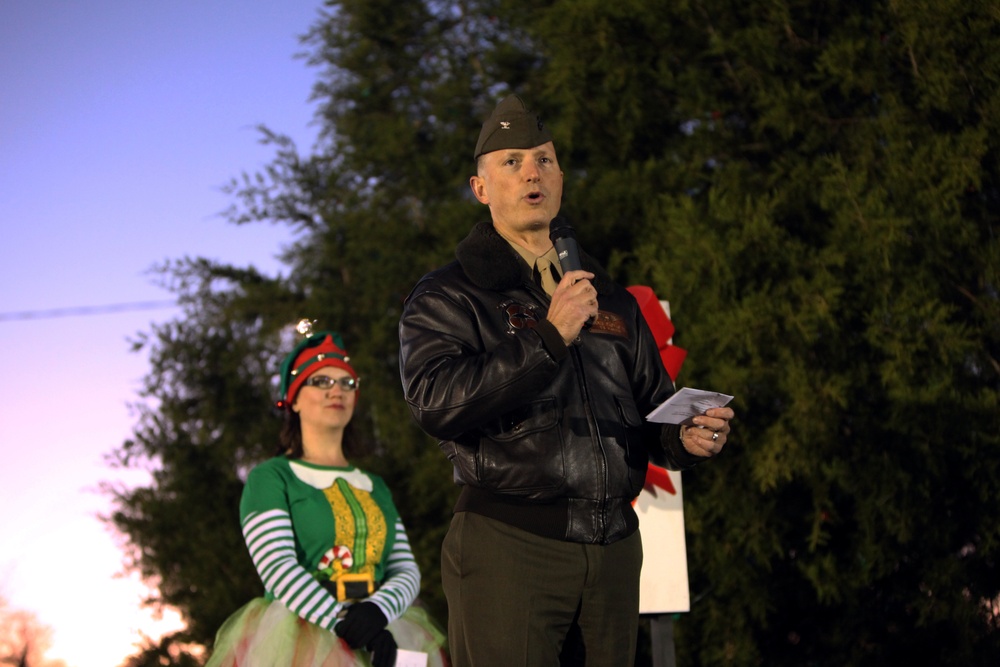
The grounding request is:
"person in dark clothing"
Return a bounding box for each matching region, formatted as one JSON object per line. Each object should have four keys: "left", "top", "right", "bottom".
{"left": 398, "top": 94, "right": 733, "bottom": 666}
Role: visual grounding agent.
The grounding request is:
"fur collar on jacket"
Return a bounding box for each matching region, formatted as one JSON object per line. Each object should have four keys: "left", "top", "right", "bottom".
{"left": 455, "top": 220, "right": 615, "bottom": 295}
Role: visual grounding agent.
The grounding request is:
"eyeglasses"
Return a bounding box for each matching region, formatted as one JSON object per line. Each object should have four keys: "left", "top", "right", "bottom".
{"left": 302, "top": 375, "right": 360, "bottom": 392}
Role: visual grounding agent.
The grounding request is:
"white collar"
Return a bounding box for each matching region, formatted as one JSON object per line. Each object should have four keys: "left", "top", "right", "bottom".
{"left": 288, "top": 461, "right": 373, "bottom": 492}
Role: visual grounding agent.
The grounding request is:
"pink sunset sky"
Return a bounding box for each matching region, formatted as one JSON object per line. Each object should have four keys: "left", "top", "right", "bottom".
{"left": 0, "top": 2, "right": 322, "bottom": 665}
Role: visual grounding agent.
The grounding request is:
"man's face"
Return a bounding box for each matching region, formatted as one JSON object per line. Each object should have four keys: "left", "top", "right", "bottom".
{"left": 469, "top": 141, "right": 563, "bottom": 237}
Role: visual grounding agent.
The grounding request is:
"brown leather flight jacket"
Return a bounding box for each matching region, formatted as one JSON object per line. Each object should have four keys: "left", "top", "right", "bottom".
{"left": 398, "top": 221, "right": 701, "bottom": 545}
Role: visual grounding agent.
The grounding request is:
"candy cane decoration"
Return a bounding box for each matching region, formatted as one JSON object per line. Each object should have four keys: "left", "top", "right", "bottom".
{"left": 318, "top": 544, "right": 354, "bottom": 570}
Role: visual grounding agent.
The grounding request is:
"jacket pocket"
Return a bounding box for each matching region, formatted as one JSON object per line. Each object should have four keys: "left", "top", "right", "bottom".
{"left": 614, "top": 395, "right": 649, "bottom": 496}
{"left": 476, "top": 397, "right": 566, "bottom": 495}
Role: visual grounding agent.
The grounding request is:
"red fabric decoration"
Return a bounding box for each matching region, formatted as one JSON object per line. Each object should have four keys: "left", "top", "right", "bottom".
{"left": 628, "top": 284, "right": 688, "bottom": 494}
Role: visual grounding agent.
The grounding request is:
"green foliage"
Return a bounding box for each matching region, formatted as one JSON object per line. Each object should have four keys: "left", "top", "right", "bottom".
{"left": 545, "top": 1, "right": 1000, "bottom": 665}
{"left": 107, "top": 0, "right": 1000, "bottom": 665}
{"left": 104, "top": 260, "right": 289, "bottom": 647}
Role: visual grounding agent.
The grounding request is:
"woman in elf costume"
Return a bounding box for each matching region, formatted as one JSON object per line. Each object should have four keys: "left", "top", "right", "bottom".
{"left": 207, "top": 326, "right": 447, "bottom": 667}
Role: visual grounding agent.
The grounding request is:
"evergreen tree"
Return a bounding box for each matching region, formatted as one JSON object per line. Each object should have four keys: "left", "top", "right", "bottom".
{"left": 104, "top": 261, "right": 292, "bottom": 647}
{"left": 515, "top": 1, "right": 1000, "bottom": 665}
{"left": 106, "top": 1, "right": 1000, "bottom": 664}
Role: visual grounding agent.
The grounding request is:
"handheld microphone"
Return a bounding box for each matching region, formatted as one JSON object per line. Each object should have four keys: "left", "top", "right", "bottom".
{"left": 548, "top": 215, "right": 582, "bottom": 275}
{"left": 549, "top": 215, "right": 594, "bottom": 331}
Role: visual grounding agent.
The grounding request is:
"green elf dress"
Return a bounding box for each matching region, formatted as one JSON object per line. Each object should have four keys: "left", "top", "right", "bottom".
{"left": 207, "top": 456, "right": 447, "bottom": 667}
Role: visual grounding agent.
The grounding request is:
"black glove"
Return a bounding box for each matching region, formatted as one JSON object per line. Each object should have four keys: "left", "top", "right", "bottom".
{"left": 367, "top": 628, "right": 398, "bottom": 667}
{"left": 334, "top": 601, "right": 389, "bottom": 649}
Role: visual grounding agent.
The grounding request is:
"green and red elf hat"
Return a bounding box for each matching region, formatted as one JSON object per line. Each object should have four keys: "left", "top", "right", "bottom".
{"left": 276, "top": 323, "right": 359, "bottom": 409}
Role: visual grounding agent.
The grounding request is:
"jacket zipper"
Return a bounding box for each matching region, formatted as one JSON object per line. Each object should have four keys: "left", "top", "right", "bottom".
{"left": 570, "top": 342, "right": 610, "bottom": 543}
{"left": 531, "top": 277, "right": 610, "bottom": 543}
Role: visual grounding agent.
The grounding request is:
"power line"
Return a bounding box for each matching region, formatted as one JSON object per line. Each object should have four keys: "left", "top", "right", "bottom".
{"left": 0, "top": 300, "right": 178, "bottom": 322}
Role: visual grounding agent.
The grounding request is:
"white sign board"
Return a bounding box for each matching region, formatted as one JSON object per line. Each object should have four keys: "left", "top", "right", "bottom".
{"left": 636, "top": 466, "right": 690, "bottom": 614}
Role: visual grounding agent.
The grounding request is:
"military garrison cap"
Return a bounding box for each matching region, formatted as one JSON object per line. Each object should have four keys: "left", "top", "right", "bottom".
{"left": 473, "top": 94, "right": 553, "bottom": 161}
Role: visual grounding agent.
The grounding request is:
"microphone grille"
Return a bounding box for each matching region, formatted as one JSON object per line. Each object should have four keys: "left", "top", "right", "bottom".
{"left": 548, "top": 216, "right": 575, "bottom": 242}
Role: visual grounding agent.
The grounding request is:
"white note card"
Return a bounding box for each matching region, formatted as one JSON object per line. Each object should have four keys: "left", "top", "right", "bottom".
{"left": 645, "top": 387, "right": 734, "bottom": 424}
{"left": 396, "top": 649, "right": 429, "bottom": 667}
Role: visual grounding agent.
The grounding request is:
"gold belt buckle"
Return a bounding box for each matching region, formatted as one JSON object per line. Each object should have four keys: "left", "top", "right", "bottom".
{"left": 335, "top": 572, "right": 375, "bottom": 601}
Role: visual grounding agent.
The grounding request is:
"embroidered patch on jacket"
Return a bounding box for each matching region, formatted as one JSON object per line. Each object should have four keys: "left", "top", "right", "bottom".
{"left": 499, "top": 300, "right": 540, "bottom": 335}
{"left": 589, "top": 310, "right": 628, "bottom": 337}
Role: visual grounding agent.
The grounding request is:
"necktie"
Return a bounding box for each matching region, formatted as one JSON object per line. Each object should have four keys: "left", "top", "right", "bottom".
{"left": 535, "top": 258, "right": 560, "bottom": 296}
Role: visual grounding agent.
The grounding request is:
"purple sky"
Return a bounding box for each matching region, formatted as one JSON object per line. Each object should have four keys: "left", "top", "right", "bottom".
{"left": 0, "top": 2, "right": 322, "bottom": 664}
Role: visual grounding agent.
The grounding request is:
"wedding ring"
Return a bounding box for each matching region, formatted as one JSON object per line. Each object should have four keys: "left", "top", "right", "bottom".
{"left": 712, "top": 432, "right": 720, "bottom": 442}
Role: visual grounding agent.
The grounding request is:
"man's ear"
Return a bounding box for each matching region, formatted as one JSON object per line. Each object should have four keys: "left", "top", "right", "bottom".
{"left": 469, "top": 175, "right": 489, "bottom": 204}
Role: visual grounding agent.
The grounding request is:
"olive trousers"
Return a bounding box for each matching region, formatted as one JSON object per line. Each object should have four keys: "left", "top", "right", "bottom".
{"left": 441, "top": 511, "right": 643, "bottom": 667}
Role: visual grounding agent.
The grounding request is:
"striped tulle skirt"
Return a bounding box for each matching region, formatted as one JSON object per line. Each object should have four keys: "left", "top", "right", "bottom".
{"left": 206, "top": 598, "right": 448, "bottom": 667}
